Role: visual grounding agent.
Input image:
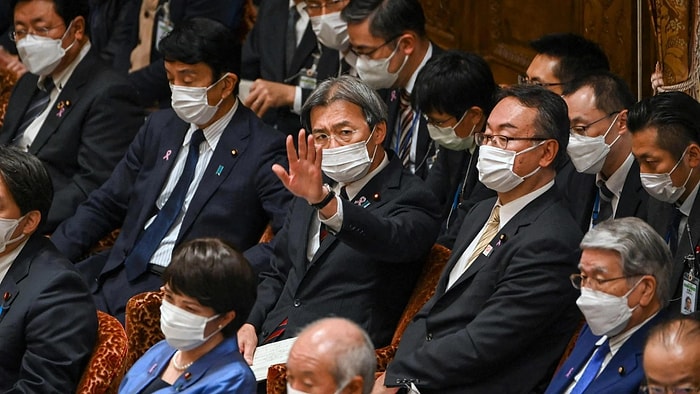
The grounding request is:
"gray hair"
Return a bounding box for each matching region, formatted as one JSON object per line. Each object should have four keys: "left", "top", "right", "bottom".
{"left": 580, "top": 217, "right": 673, "bottom": 306}
{"left": 301, "top": 75, "right": 388, "bottom": 132}
{"left": 331, "top": 325, "right": 376, "bottom": 394}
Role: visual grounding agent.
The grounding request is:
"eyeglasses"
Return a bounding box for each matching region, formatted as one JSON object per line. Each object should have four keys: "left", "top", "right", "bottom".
{"left": 312, "top": 129, "right": 362, "bottom": 147}
{"left": 517, "top": 74, "right": 568, "bottom": 88}
{"left": 304, "top": 0, "right": 348, "bottom": 15}
{"left": 10, "top": 24, "right": 65, "bottom": 41}
{"left": 641, "top": 385, "right": 700, "bottom": 394}
{"left": 569, "top": 273, "right": 642, "bottom": 290}
{"left": 570, "top": 111, "right": 620, "bottom": 136}
{"left": 349, "top": 35, "right": 400, "bottom": 59}
{"left": 474, "top": 132, "right": 547, "bottom": 150}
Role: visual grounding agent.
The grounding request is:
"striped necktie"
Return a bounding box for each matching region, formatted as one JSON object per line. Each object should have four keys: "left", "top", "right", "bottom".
{"left": 397, "top": 89, "right": 414, "bottom": 167}
{"left": 13, "top": 77, "right": 55, "bottom": 148}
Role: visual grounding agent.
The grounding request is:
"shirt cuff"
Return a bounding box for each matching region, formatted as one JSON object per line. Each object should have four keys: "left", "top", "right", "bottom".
{"left": 292, "top": 86, "right": 302, "bottom": 114}
{"left": 320, "top": 195, "right": 343, "bottom": 232}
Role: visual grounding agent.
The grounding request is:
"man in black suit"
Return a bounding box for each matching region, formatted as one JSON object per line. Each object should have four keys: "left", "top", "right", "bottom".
{"left": 241, "top": 0, "right": 350, "bottom": 136}
{"left": 342, "top": 0, "right": 439, "bottom": 179}
{"left": 628, "top": 91, "right": 700, "bottom": 316}
{"left": 51, "top": 18, "right": 292, "bottom": 322}
{"left": 0, "top": 146, "right": 97, "bottom": 393}
{"left": 563, "top": 72, "right": 648, "bottom": 228}
{"left": 376, "top": 86, "right": 583, "bottom": 393}
{"left": 237, "top": 76, "right": 440, "bottom": 363}
{"left": 0, "top": 0, "right": 144, "bottom": 233}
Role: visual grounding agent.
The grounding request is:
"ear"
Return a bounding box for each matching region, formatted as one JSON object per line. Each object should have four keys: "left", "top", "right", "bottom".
{"left": 221, "top": 73, "right": 239, "bottom": 99}
{"left": 686, "top": 142, "right": 700, "bottom": 169}
{"left": 616, "top": 109, "right": 628, "bottom": 135}
{"left": 538, "top": 139, "right": 559, "bottom": 168}
{"left": 219, "top": 310, "right": 236, "bottom": 328}
{"left": 20, "top": 210, "right": 41, "bottom": 235}
{"left": 72, "top": 16, "right": 86, "bottom": 42}
{"left": 465, "top": 106, "right": 485, "bottom": 128}
{"left": 636, "top": 275, "right": 657, "bottom": 307}
{"left": 340, "top": 376, "right": 364, "bottom": 394}
{"left": 372, "top": 120, "right": 387, "bottom": 146}
{"left": 397, "top": 32, "right": 416, "bottom": 57}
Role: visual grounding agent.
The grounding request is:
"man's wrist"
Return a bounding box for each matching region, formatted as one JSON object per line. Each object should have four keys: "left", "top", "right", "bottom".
{"left": 309, "top": 183, "right": 335, "bottom": 209}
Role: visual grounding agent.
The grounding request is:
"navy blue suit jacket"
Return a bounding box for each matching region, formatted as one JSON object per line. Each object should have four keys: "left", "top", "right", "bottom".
{"left": 546, "top": 313, "right": 666, "bottom": 394}
{"left": 0, "top": 234, "right": 97, "bottom": 393}
{"left": 51, "top": 104, "right": 292, "bottom": 312}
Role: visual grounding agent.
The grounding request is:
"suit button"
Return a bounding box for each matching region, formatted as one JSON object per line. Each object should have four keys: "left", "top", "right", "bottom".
{"left": 261, "top": 330, "right": 268, "bottom": 337}
{"left": 426, "top": 333, "right": 433, "bottom": 341}
{"left": 396, "top": 379, "right": 401, "bottom": 384}
{"left": 293, "top": 299, "right": 301, "bottom": 307}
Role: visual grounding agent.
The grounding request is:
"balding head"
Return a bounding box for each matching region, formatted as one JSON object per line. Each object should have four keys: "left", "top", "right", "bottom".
{"left": 643, "top": 317, "right": 700, "bottom": 391}
{"left": 287, "top": 318, "right": 375, "bottom": 394}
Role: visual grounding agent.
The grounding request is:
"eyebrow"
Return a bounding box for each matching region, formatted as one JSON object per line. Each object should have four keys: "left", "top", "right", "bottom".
{"left": 311, "top": 120, "right": 357, "bottom": 133}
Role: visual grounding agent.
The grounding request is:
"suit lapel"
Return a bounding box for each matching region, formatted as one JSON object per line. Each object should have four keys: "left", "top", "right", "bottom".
{"left": 671, "top": 191, "right": 700, "bottom": 298}
{"left": 615, "top": 160, "right": 644, "bottom": 218}
{"left": 0, "top": 74, "right": 41, "bottom": 144}
{"left": 29, "top": 52, "right": 98, "bottom": 154}
{"left": 178, "top": 106, "right": 250, "bottom": 238}
{"left": 288, "top": 25, "right": 317, "bottom": 77}
{"left": 0, "top": 235, "right": 43, "bottom": 324}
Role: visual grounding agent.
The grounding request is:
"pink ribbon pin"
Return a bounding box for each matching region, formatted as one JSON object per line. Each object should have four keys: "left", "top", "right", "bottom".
{"left": 163, "top": 150, "right": 172, "bottom": 160}
{"left": 391, "top": 90, "right": 397, "bottom": 101}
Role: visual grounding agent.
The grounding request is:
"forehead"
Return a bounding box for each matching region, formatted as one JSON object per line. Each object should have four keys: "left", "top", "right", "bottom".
{"left": 631, "top": 126, "right": 670, "bottom": 157}
{"left": 579, "top": 248, "right": 622, "bottom": 273}
{"left": 0, "top": 174, "right": 20, "bottom": 213}
{"left": 164, "top": 61, "right": 214, "bottom": 78}
{"left": 487, "top": 96, "right": 537, "bottom": 134}
{"left": 526, "top": 54, "right": 560, "bottom": 82}
{"left": 14, "top": 0, "right": 61, "bottom": 23}
{"left": 347, "top": 19, "right": 383, "bottom": 46}
{"left": 309, "top": 100, "right": 367, "bottom": 130}
{"left": 564, "top": 86, "right": 601, "bottom": 118}
{"left": 644, "top": 342, "right": 700, "bottom": 385}
{"left": 286, "top": 340, "right": 335, "bottom": 378}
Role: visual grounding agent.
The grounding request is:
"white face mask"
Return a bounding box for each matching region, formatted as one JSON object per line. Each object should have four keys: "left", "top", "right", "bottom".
{"left": 576, "top": 278, "right": 642, "bottom": 337}
{"left": 310, "top": 12, "right": 349, "bottom": 51}
{"left": 16, "top": 21, "right": 76, "bottom": 76}
{"left": 170, "top": 74, "right": 227, "bottom": 125}
{"left": 160, "top": 299, "right": 222, "bottom": 351}
{"left": 640, "top": 149, "right": 693, "bottom": 204}
{"left": 476, "top": 143, "right": 543, "bottom": 193}
{"left": 427, "top": 112, "right": 475, "bottom": 151}
{"left": 567, "top": 113, "right": 621, "bottom": 174}
{"left": 355, "top": 42, "right": 408, "bottom": 90}
{"left": 0, "top": 215, "right": 26, "bottom": 253}
{"left": 321, "top": 128, "right": 378, "bottom": 183}
{"left": 286, "top": 382, "right": 346, "bottom": 394}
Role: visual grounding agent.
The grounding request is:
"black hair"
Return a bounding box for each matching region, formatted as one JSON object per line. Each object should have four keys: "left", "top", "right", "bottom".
{"left": 413, "top": 50, "right": 498, "bottom": 120}
{"left": 159, "top": 17, "right": 240, "bottom": 83}
{"left": 566, "top": 71, "right": 635, "bottom": 114}
{"left": 0, "top": 146, "right": 53, "bottom": 223}
{"left": 341, "top": 0, "right": 426, "bottom": 41}
{"left": 497, "top": 85, "right": 570, "bottom": 168}
{"left": 530, "top": 33, "right": 609, "bottom": 94}
{"left": 627, "top": 91, "right": 700, "bottom": 160}
{"left": 14, "top": 0, "right": 90, "bottom": 32}
{"left": 163, "top": 238, "right": 257, "bottom": 337}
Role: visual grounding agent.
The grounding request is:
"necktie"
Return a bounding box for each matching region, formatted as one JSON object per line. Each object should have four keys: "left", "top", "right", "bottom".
{"left": 262, "top": 317, "right": 288, "bottom": 344}
{"left": 124, "top": 130, "right": 206, "bottom": 280}
{"left": 339, "top": 185, "right": 348, "bottom": 200}
{"left": 13, "top": 77, "right": 55, "bottom": 147}
{"left": 570, "top": 340, "right": 610, "bottom": 394}
{"left": 285, "top": 5, "right": 300, "bottom": 74}
{"left": 398, "top": 89, "right": 414, "bottom": 167}
{"left": 667, "top": 207, "right": 684, "bottom": 255}
{"left": 593, "top": 182, "right": 614, "bottom": 225}
{"left": 466, "top": 205, "right": 501, "bottom": 267}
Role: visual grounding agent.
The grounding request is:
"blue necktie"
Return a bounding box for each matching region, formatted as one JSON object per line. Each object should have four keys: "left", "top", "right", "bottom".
{"left": 124, "top": 129, "right": 206, "bottom": 281}
{"left": 571, "top": 340, "right": 610, "bottom": 394}
{"left": 13, "top": 77, "right": 55, "bottom": 147}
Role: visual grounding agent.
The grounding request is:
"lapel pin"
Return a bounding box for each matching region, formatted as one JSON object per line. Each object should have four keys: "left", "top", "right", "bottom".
{"left": 163, "top": 150, "right": 172, "bottom": 161}
{"left": 495, "top": 234, "right": 506, "bottom": 246}
{"left": 390, "top": 90, "right": 397, "bottom": 101}
{"left": 617, "top": 366, "right": 624, "bottom": 375}
{"left": 184, "top": 372, "right": 192, "bottom": 380}
{"left": 565, "top": 367, "right": 574, "bottom": 378}
{"left": 483, "top": 244, "right": 494, "bottom": 257}
{"left": 231, "top": 149, "right": 238, "bottom": 157}
{"left": 3, "top": 292, "right": 9, "bottom": 301}
{"left": 372, "top": 193, "right": 381, "bottom": 202}
{"left": 354, "top": 196, "right": 370, "bottom": 208}
{"left": 216, "top": 165, "right": 224, "bottom": 176}
{"left": 56, "top": 100, "right": 70, "bottom": 117}
{"left": 148, "top": 363, "right": 158, "bottom": 374}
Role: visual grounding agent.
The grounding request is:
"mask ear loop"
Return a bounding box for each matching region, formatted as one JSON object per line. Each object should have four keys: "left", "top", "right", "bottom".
{"left": 602, "top": 113, "right": 622, "bottom": 148}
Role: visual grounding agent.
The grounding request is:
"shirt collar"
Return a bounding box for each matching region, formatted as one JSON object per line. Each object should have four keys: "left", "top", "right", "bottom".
{"left": 39, "top": 40, "right": 92, "bottom": 91}
{"left": 497, "top": 180, "right": 555, "bottom": 229}
{"left": 604, "top": 311, "right": 659, "bottom": 356}
{"left": 404, "top": 43, "right": 432, "bottom": 94}
{"left": 596, "top": 153, "right": 635, "bottom": 197}
{"left": 339, "top": 153, "right": 390, "bottom": 201}
{"left": 184, "top": 99, "right": 239, "bottom": 151}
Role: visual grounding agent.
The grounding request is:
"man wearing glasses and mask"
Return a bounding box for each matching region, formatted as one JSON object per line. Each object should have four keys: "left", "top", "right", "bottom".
{"left": 375, "top": 86, "right": 582, "bottom": 393}
{"left": 563, "top": 72, "right": 649, "bottom": 229}
{"left": 546, "top": 217, "right": 671, "bottom": 394}
{"left": 342, "top": 0, "right": 442, "bottom": 180}
{"left": 237, "top": 76, "right": 439, "bottom": 365}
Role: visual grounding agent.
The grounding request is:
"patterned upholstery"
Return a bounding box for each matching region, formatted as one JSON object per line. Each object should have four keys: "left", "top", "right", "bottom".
{"left": 265, "top": 243, "right": 452, "bottom": 394}
{"left": 124, "top": 291, "right": 165, "bottom": 371}
{"left": 76, "top": 311, "right": 129, "bottom": 394}
{"left": 0, "top": 69, "right": 16, "bottom": 129}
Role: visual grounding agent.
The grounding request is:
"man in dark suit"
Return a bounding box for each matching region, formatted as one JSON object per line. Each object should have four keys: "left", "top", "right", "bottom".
{"left": 51, "top": 18, "right": 292, "bottom": 322}
{"left": 342, "top": 0, "right": 439, "bottom": 179}
{"left": 0, "top": 0, "right": 144, "bottom": 233}
{"left": 0, "top": 146, "right": 97, "bottom": 393}
{"left": 546, "top": 217, "right": 672, "bottom": 394}
{"left": 237, "top": 76, "right": 440, "bottom": 364}
{"left": 241, "top": 0, "right": 349, "bottom": 136}
{"left": 375, "top": 86, "right": 583, "bottom": 393}
{"left": 627, "top": 91, "right": 700, "bottom": 316}
{"left": 563, "top": 72, "right": 649, "bottom": 228}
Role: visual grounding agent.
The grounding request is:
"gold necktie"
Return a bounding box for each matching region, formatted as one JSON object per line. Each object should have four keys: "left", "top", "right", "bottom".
{"left": 466, "top": 205, "right": 501, "bottom": 267}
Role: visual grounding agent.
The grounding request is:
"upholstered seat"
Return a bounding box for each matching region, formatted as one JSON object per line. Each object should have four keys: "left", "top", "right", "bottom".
{"left": 76, "top": 311, "right": 129, "bottom": 394}
{"left": 265, "top": 243, "right": 452, "bottom": 394}
{"left": 124, "top": 291, "right": 165, "bottom": 371}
